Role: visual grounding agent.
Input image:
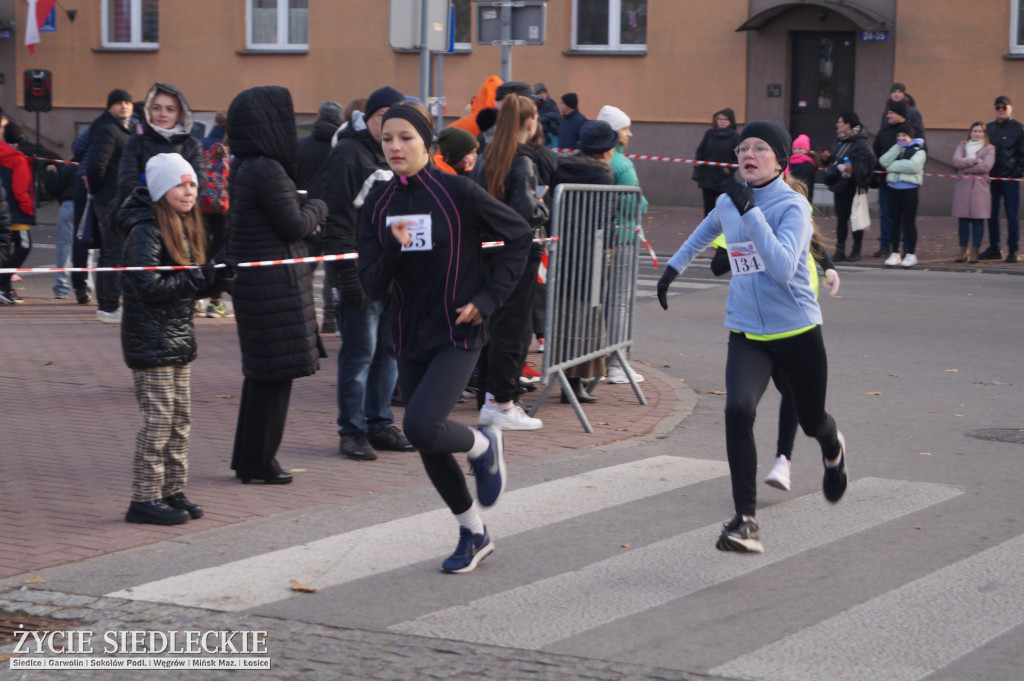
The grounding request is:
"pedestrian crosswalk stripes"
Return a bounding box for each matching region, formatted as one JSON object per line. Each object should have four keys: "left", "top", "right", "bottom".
{"left": 106, "top": 456, "right": 730, "bottom": 610}
{"left": 712, "top": 531, "right": 1024, "bottom": 681}
{"left": 388, "top": 478, "right": 962, "bottom": 649}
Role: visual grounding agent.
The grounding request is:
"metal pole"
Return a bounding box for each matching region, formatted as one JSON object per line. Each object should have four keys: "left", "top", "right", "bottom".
{"left": 35, "top": 110, "right": 41, "bottom": 212}
{"left": 419, "top": 0, "right": 430, "bottom": 104}
{"left": 435, "top": 54, "right": 444, "bottom": 135}
{"left": 500, "top": 1, "right": 511, "bottom": 81}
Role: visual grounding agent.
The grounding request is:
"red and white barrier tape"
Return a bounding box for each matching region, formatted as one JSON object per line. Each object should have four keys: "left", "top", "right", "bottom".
{"left": 0, "top": 237, "right": 560, "bottom": 275}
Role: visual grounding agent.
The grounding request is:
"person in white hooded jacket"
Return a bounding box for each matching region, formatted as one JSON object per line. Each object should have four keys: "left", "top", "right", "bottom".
{"left": 656, "top": 120, "right": 848, "bottom": 555}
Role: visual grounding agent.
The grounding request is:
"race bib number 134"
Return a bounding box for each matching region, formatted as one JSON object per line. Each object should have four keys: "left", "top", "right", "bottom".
{"left": 727, "top": 241, "right": 765, "bottom": 276}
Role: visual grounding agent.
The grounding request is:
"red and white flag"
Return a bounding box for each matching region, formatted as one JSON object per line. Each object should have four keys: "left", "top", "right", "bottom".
{"left": 25, "top": 0, "right": 57, "bottom": 55}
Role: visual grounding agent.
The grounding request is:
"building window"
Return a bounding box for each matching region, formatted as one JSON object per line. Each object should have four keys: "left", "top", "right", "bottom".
{"left": 453, "top": 0, "right": 472, "bottom": 52}
{"left": 248, "top": 0, "right": 308, "bottom": 50}
{"left": 102, "top": 0, "right": 158, "bottom": 48}
{"left": 572, "top": 0, "right": 646, "bottom": 52}
{"left": 1012, "top": 0, "right": 1024, "bottom": 54}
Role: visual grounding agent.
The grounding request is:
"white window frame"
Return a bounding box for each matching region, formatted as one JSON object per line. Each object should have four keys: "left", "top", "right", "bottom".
{"left": 101, "top": 0, "right": 158, "bottom": 49}
{"left": 571, "top": 0, "right": 646, "bottom": 52}
{"left": 246, "top": 0, "right": 309, "bottom": 51}
{"left": 1011, "top": 0, "right": 1024, "bottom": 54}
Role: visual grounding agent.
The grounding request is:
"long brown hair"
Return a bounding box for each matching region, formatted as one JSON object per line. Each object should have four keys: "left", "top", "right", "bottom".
{"left": 153, "top": 195, "right": 206, "bottom": 265}
{"left": 962, "top": 121, "right": 989, "bottom": 146}
{"left": 484, "top": 95, "right": 537, "bottom": 199}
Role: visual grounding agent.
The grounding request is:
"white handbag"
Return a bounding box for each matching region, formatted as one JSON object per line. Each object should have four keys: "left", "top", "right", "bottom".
{"left": 851, "top": 190, "right": 871, "bottom": 232}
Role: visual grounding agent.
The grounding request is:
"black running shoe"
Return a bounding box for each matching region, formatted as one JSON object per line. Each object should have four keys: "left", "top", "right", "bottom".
{"left": 823, "top": 431, "right": 849, "bottom": 503}
{"left": 715, "top": 515, "right": 764, "bottom": 553}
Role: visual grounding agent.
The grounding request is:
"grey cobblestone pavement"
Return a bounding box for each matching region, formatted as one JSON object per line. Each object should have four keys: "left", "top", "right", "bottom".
{"left": 0, "top": 589, "right": 733, "bottom": 681}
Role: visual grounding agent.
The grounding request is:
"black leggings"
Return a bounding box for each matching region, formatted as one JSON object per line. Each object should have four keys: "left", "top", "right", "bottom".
{"left": 724, "top": 327, "right": 840, "bottom": 518}
{"left": 889, "top": 186, "right": 919, "bottom": 254}
{"left": 399, "top": 347, "right": 481, "bottom": 515}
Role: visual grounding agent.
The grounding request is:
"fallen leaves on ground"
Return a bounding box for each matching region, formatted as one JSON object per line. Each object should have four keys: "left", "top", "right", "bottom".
{"left": 289, "top": 579, "right": 317, "bottom": 593}
{"left": 21, "top": 576, "right": 45, "bottom": 585}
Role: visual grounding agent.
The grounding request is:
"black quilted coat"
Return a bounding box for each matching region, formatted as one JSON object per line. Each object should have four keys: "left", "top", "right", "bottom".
{"left": 117, "top": 187, "right": 223, "bottom": 370}
{"left": 118, "top": 83, "right": 205, "bottom": 209}
{"left": 227, "top": 86, "right": 328, "bottom": 383}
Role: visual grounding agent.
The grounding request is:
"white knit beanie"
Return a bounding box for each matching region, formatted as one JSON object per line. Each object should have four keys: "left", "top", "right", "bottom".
{"left": 145, "top": 153, "right": 198, "bottom": 203}
{"left": 597, "top": 105, "right": 631, "bottom": 132}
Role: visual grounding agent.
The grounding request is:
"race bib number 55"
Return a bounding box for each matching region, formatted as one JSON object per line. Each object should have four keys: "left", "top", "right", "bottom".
{"left": 387, "top": 214, "right": 433, "bottom": 252}
{"left": 727, "top": 241, "right": 765, "bottom": 275}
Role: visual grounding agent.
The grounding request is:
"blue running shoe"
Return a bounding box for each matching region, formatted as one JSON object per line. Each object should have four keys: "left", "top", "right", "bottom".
{"left": 469, "top": 427, "right": 506, "bottom": 507}
{"left": 442, "top": 526, "right": 494, "bottom": 574}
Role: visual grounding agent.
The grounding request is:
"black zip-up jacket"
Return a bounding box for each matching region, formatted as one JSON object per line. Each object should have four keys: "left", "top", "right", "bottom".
{"left": 118, "top": 83, "right": 205, "bottom": 212}
{"left": 0, "top": 179, "right": 10, "bottom": 254}
{"left": 825, "top": 129, "right": 875, "bottom": 195}
{"left": 117, "top": 187, "right": 228, "bottom": 370}
{"left": 296, "top": 117, "right": 340, "bottom": 200}
{"left": 986, "top": 117, "right": 1024, "bottom": 178}
{"left": 320, "top": 115, "right": 392, "bottom": 301}
{"left": 86, "top": 110, "right": 132, "bottom": 206}
{"left": 228, "top": 85, "right": 329, "bottom": 383}
{"left": 44, "top": 161, "right": 76, "bottom": 203}
{"left": 359, "top": 166, "right": 532, "bottom": 361}
{"left": 693, "top": 109, "right": 740, "bottom": 190}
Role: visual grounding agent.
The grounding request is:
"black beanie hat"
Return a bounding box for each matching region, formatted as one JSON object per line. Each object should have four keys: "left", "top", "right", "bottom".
{"left": 738, "top": 120, "right": 792, "bottom": 171}
{"left": 839, "top": 111, "right": 861, "bottom": 127}
{"left": 365, "top": 86, "right": 405, "bottom": 118}
{"left": 578, "top": 120, "right": 619, "bottom": 154}
{"left": 107, "top": 88, "right": 133, "bottom": 108}
{"left": 476, "top": 107, "right": 498, "bottom": 133}
{"left": 888, "top": 100, "right": 908, "bottom": 119}
{"left": 895, "top": 122, "right": 914, "bottom": 138}
{"left": 496, "top": 81, "right": 532, "bottom": 102}
{"left": 561, "top": 93, "right": 578, "bottom": 110}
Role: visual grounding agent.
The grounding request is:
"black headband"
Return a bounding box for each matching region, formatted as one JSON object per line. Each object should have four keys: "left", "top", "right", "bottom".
{"left": 381, "top": 106, "right": 434, "bottom": 149}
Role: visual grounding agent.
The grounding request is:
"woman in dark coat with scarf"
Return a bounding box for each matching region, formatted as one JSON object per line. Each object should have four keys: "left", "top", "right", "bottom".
{"left": 693, "top": 108, "right": 740, "bottom": 216}
{"left": 226, "top": 86, "right": 329, "bottom": 484}
{"left": 118, "top": 83, "right": 205, "bottom": 208}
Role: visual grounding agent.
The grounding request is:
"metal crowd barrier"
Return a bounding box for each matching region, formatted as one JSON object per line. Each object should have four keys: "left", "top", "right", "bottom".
{"left": 529, "top": 184, "right": 647, "bottom": 432}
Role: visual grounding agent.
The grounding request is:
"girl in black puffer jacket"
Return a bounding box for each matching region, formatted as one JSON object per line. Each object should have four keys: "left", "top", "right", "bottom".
{"left": 119, "top": 153, "right": 233, "bottom": 527}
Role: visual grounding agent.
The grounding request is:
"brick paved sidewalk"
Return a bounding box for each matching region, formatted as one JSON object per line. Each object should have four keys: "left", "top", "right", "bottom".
{"left": 0, "top": 298, "right": 681, "bottom": 579}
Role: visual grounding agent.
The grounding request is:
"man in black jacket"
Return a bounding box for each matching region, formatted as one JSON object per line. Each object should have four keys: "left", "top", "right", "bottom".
{"left": 321, "top": 86, "right": 413, "bottom": 461}
{"left": 984, "top": 95, "right": 1024, "bottom": 262}
{"left": 871, "top": 101, "right": 911, "bottom": 259}
{"left": 534, "top": 83, "right": 560, "bottom": 146}
{"left": 86, "top": 87, "right": 133, "bottom": 322}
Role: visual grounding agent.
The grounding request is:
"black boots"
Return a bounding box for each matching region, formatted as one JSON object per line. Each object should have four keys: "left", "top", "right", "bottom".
{"left": 125, "top": 499, "right": 189, "bottom": 525}
{"left": 561, "top": 377, "right": 597, "bottom": 404}
{"left": 164, "top": 492, "right": 203, "bottom": 519}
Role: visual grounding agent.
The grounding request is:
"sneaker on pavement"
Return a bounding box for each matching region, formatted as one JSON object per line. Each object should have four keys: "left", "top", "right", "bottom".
{"left": 607, "top": 361, "right": 645, "bottom": 384}
{"left": 206, "top": 300, "right": 231, "bottom": 318}
{"left": 469, "top": 427, "right": 505, "bottom": 507}
{"left": 339, "top": 433, "right": 378, "bottom": 461}
{"left": 441, "top": 526, "right": 494, "bottom": 574}
{"left": 883, "top": 252, "right": 902, "bottom": 266}
{"left": 75, "top": 289, "right": 93, "bottom": 304}
{"left": 0, "top": 290, "right": 13, "bottom": 305}
{"left": 978, "top": 246, "right": 1002, "bottom": 260}
{"left": 872, "top": 248, "right": 892, "bottom": 258}
{"left": 521, "top": 361, "right": 542, "bottom": 383}
{"left": 367, "top": 425, "right": 415, "bottom": 451}
{"left": 764, "top": 455, "right": 791, "bottom": 491}
{"left": 96, "top": 308, "right": 123, "bottom": 324}
{"left": 823, "top": 431, "right": 848, "bottom": 503}
{"left": 8, "top": 289, "right": 24, "bottom": 303}
{"left": 1006, "top": 250, "right": 1020, "bottom": 263}
{"left": 715, "top": 515, "right": 764, "bottom": 553}
{"left": 901, "top": 253, "right": 918, "bottom": 267}
{"left": 537, "top": 338, "right": 544, "bottom": 353}
{"left": 478, "top": 400, "right": 542, "bottom": 430}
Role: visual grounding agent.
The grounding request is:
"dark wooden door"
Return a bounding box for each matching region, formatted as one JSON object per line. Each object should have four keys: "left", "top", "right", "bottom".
{"left": 790, "top": 32, "right": 856, "bottom": 154}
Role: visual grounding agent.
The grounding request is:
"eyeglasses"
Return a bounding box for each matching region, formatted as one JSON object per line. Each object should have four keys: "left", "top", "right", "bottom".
{"left": 734, "top": 144, "right": 772, "bottom": 157}
{"left": 996, "top": 105, "right": 1009, "bottom": 110}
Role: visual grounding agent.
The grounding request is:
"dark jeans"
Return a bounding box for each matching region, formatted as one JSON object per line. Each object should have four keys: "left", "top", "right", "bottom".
{"left": 399, "top": 347, "right": 481, "bottom": 515}
{"left": 336, "top": 297, "right": 397, "bottom": 436}
{"left": 876, "top": 182, "right": 893, "bottom": 249}
{"left": 988, "top": 178, "right": 1020, "bottom": 252}
{"left": 724, "top": 328, "right": 840, "bottom": 518}
{"left": 231, "top": 377, "right": 293, "bottom": 478}
{"left": 889, "top": 186, "right": 919, "bottom": 254}
{"left": 93, "top": 200, "right": 124, "bottom": 312}
{"left": 481, "top": 258, "right": 539, "bottom": 403}
{"left": 833, "top": 189, "right": 863, "bottom": 252}
{"left": 702, "top": 188, "right": 722, "bottom": 217}
{"left": 959, "top": 218, "right": 985, "bottom": 248}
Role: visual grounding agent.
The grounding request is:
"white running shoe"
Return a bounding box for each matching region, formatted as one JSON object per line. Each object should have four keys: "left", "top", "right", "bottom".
{"left": 606, "top": 360, "right": 645, "bottom": 384}
{"left": 478, "top": 400, "right": 542, "bottom": 430}
{"left": 96, "top": 308, "right": 123, "bottom": 324}
{"left": 883, "top": 252, "right": 902, "bottom": 266}
{"left": 764, "top": 455, "right": 791, "bottom": 491}
{"left": 901, "top": 253, "right": 918, "bottom": 267}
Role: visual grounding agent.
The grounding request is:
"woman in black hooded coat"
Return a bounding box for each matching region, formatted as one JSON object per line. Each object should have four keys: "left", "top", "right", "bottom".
{"left": 226, "top": 86, "right": 329, "bottom": 484}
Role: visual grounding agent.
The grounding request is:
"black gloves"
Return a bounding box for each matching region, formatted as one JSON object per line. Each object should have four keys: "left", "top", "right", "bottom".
{"left": 721, "top": 179, "right": 755, "bottom": 216}
{"left": 656, "top": 265, "right": 680, "bottom": 310}
{"left": 216, "top": 257, "right": 238, "bottom": 281}
{"left": 340, "top": 283, "right": 366, "bottom": 309}
{"left": 710, "top": 247, "right": 730, "bottom": 276}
